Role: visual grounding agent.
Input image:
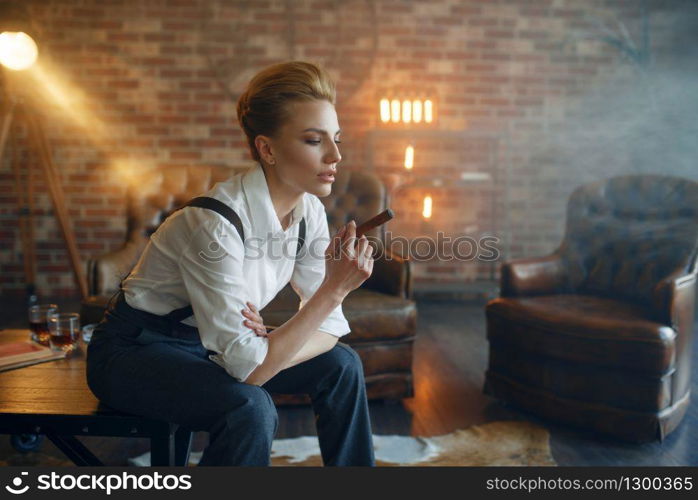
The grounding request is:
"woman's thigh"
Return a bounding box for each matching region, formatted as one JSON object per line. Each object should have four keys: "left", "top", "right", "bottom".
{"left": 86, "top": 336, "right": 271, "bottom": 432}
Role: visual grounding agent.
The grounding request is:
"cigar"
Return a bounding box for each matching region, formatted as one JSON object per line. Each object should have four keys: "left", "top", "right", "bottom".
{"left": 355, "top": 209, "right": 394, "bottom": 237}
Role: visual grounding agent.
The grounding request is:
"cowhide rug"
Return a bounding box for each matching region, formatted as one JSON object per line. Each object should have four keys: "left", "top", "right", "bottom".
{"left": 128, "top": 420, "right": 556, "bottom": 467}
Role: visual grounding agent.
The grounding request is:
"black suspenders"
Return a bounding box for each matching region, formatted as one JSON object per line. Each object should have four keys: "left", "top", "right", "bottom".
{"left": 181, "top": 196, "right": 306, "bottom": 255}
{"left": 162, "top": 196, "right": 306, "bottom": 322}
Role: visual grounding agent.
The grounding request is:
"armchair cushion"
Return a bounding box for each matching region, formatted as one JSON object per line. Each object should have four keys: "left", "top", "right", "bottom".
{"left": 487, "top": 295, "right": 676, "bottom": 375}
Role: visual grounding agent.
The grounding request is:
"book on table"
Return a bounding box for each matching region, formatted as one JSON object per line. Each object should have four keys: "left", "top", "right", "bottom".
{"left": 0, "top": 340, "right": 67, "bottom": 372}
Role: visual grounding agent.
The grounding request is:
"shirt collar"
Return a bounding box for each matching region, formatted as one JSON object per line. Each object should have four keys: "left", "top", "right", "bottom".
{"left": 241, "top": 164, "right": 305, "bottom": 240}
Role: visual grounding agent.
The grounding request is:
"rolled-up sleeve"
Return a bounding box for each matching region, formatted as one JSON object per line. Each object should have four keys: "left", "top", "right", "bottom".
{"left": 290, "top": 200, "right": 351, "bottom": 338}
{"left": 178, "top": 216, "right": 268, "bottom": 382}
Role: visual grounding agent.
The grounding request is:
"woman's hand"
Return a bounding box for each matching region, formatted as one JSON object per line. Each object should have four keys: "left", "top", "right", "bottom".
{"left": 242, "top": 302, "right": 268, "bottom": 337}
{"left": 322, "top": 220, "right": 374, "bottom": 299}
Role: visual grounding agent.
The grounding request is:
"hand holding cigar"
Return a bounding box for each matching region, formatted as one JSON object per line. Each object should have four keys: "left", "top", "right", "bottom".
{"left": 355, "top": 209, "right": 394, "bottom": 238}
{"left": 331, "top": 209, "right": 395, "bottom": 256}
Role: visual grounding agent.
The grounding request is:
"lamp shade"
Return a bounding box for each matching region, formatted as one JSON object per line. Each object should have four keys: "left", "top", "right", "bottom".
{"left": 0, "top": 2, "right": 39, "bottom": 70}
{"left": 0, "top": 31, "right": 38, "bottom": 70}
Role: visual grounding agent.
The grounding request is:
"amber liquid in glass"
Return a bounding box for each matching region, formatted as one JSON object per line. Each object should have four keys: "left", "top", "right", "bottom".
{"left": 50, "top": 329, "right": 78, "bottom": 355}
{"left": 29, "top": 320, "right": 51, "bottom": 346}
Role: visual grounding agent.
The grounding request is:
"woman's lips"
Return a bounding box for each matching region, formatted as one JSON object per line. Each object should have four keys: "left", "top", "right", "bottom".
{"left": 318, "top": 174, "right": 335, "bottom": 183}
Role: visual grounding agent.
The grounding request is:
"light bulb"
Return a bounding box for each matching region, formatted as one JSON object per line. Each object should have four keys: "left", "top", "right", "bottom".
{"left": 380, "top": 98, "right": 390, "bottom": 123}
{"left": 390, "top": 99, "right": 400, "bottom": 123}
{"left": 402, "top": 99, "right": 411, "bottom": 123}
{"left": 423, "top": 195, "right": 432, "bottom": 219}
{"left": 0, "top": 32, "right": 38, "bottom": 71}
{"left": 413, "top": 99, "right": 422, "bottom": 123}
{"left": 404, "top": 144, "right": 414, "bottom": 170}
{"left": 424, "top": 99, "right": 433, "bottom": 123}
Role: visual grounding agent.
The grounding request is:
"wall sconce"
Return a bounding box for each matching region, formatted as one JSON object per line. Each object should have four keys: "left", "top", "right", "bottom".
{"left": 379, "top": 96, "right": 435, "bottom": 125}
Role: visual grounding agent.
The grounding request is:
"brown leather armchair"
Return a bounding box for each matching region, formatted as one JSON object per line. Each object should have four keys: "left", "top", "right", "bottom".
{"left": 484, "top": 175, "right": 698, "bottom": 442}
{"left": 81, "top": 165, "right": 416, "bottom": 404}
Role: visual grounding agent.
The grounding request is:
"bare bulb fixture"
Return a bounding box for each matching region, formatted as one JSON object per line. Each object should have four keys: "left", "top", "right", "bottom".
{"left": 0, "top": 31, "right": 38, "bottom": 70}
{"left": 422, "top": 195, "right": 432, "bottom": 219}
{"left": 379, "top": 96, "right": 435, "bottom": 124}
{"left": 390, "top": 99, "right": 400, "bottom": 123}
{"left": 412, "top": 99, "right": 422, "bottom": 123}
{"left": 424, "top": 99, "right": 433, "bottom": 123}
{"left": 404, "top": 144, "right": 414, "bottom": 170}
{"left": 380, "top": 98, "right": 390, "bottom": 123}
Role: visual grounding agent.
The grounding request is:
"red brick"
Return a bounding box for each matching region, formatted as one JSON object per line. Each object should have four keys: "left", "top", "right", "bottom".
{"left": 170, "top": 151, "right": 202, "bottom": 160}
{"left": 159, "top": 139, "right": 193, "bottom": 148}
{"left": 162, "top": 21, "right": 196, "bottom": 30}
{"left": 107, "top": 33, "right": 140, "bottom": 42}
{"left": 107, "top": 80, "right": 140, "bottom": 88}
{"left": 160, "top": 70, "right": 193, "bottom": 78}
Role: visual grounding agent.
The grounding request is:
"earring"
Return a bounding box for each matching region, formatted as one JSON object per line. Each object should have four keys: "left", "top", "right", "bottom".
{"left": 269, "top": 159, "right": 276, "bottom": 165}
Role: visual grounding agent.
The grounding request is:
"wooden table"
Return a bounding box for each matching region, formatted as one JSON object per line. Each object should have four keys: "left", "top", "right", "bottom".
{"left": 0, "top": 329, "right": 193, "bottom": 466}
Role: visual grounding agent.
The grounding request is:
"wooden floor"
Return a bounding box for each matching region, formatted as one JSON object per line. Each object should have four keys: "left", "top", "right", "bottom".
{"left": 0, "top": 297, "right": 696, "bottom": 466}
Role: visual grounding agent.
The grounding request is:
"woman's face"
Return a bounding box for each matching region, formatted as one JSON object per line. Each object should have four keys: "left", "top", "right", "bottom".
{"left": 258, "top": 99, "right": 342, "bottom": 198}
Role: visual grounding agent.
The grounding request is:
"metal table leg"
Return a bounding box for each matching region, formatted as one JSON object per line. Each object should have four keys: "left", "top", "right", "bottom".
{"left": 45, "top": 433, "right": 103, "bottom": 466}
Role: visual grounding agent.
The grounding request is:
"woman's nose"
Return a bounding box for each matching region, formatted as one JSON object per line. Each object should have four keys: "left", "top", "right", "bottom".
{"left": 326, "top": 142, "right": 341, "bottom": 164}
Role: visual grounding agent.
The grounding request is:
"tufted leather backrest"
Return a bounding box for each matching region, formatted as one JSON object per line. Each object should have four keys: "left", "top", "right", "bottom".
{"left": 559, "top": 175, "right": 698, "bottom": 305}
{"left": 126, "top": 165, "right": 247, "bottom": 238}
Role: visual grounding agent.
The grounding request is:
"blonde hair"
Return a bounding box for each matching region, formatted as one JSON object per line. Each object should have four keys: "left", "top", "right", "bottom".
{"left": 236, "top": 61, "right": 337, "bottom": 163}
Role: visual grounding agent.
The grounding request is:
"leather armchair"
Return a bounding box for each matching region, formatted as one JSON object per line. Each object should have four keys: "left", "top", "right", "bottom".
{"left": 484, "top": 175, "right": 698, "bottom": 442}
{"left": 81, "top": 165, "right": 416, "bottom": 403}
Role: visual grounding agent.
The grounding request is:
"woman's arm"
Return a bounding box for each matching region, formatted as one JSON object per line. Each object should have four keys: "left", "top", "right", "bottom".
{"left": 280, "top": 330, "right": 338, "bottom": 370}
{"left": 244, "top": 220, "right": 372, "bottom": 386}
{"left": 243, "top": 287, "right": 343, "bottom": 385}
{"left": 242, "top": 304, "right": 338, "bottom": 371}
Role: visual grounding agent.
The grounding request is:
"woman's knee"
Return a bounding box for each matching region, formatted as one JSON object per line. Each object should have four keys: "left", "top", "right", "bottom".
{"left": 221, "top": 385, "right": 278, "bottom": 436}
{"left": 328, "top": 343, "right": 365, "bottom": 380}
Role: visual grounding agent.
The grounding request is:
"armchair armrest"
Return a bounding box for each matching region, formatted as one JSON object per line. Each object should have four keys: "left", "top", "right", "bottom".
{"left": 86, "top": 236, "right": 147, "bottom": 296}
{"left": 652, "top": 269, "right": 697, "bottom": 328}
{"left": 500, "top": 253, "right": 566, "bottom": 297}
{"left": 363, "top": 247, "right": 413, "bottom": 299}
{"left": 651, "top": 269, "right": 697, "bottom": 403}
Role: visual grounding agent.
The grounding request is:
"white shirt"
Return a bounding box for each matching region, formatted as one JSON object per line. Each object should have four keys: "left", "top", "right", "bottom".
{"left": 123, "top": 164, "right": 351, "bottom": 382}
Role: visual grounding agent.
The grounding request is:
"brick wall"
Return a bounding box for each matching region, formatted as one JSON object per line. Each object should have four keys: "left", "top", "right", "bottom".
{"left": 1, "top": 0, "right": 695, "bottom": 298}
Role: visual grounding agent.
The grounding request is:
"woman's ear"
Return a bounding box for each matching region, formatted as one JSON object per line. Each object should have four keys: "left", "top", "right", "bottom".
{"left": 255, "top": 135, "right": 275, "bottom": 165}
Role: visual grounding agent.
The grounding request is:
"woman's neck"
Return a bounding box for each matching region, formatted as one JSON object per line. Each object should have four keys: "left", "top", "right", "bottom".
{"left": 260, "top": 164, "right": 303, "bottom": 231}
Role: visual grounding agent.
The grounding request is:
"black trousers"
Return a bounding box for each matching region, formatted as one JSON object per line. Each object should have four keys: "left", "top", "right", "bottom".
{"left": 85, "top": 297, "right": 375, "bottom": 466}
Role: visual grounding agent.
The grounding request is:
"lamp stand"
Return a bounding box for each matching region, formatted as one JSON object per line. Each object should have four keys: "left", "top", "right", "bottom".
{"left": 0, "top": 95, "right": 88, "bottom": 301}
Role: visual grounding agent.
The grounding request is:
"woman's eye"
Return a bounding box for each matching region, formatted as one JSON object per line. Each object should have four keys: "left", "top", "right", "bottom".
{"left": 305, "top": 139, "right": 342, "bottom": 145}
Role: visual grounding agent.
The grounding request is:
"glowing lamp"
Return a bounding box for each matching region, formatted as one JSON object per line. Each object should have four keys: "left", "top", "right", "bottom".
{"left": 0, "top": 31, "right": 38, "bottom": 71}
{"left": 424, "top": 99, "right": 433, "bottom": 123}
{"left": 412, "top": 99, "right": 422, "bottom": 123}
{"left": 404, "top": 144, "right": 414, "bottom": 170}
{"left": 422, "top": 195, "right": 432, "bottom": 219}
{"left": 380, "top": 98, "right": 390, "bottom": 123}
{"left": 390, "top": 99, "right": 400, "bottom": 123}
{"left": 401, "top": 99, "right": 411, "bottom": 123}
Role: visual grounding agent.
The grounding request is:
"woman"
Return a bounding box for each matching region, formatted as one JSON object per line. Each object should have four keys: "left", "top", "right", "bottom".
{"left": 85, "top": 61, "right": 376, "bottom": 466}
